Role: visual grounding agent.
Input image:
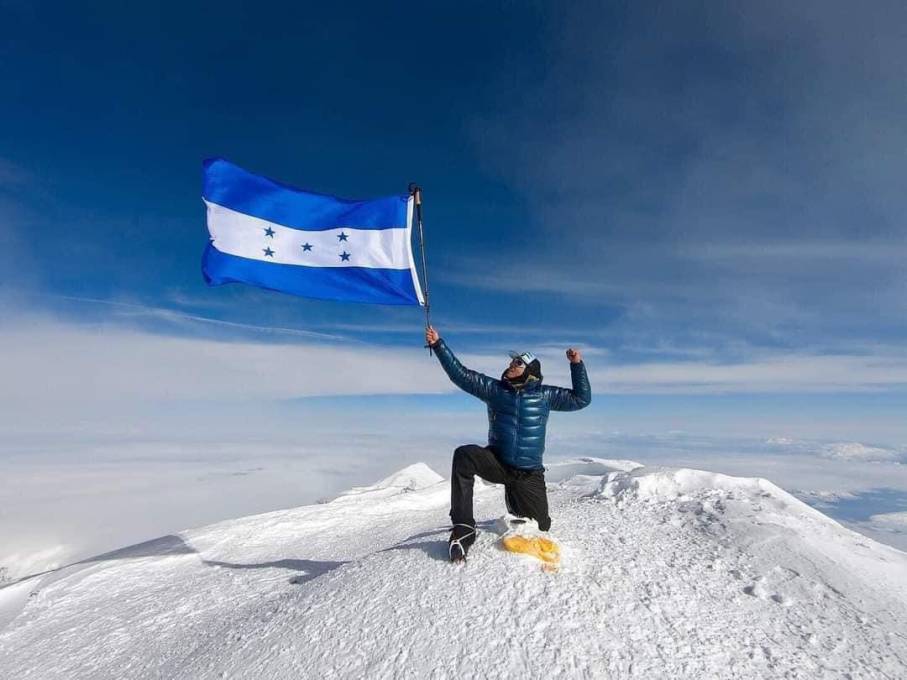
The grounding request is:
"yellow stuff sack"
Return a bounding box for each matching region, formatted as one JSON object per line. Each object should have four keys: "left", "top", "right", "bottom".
{"left": 501, "top": 534, "right": 561, "bottom": 566}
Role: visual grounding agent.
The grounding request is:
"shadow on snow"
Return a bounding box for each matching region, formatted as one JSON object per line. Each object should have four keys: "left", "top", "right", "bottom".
{"left": 1, "top": 534, "right": 346, "bottom": 591}
{"left": 381, "top": 520, "right": 498, "bottom": 563}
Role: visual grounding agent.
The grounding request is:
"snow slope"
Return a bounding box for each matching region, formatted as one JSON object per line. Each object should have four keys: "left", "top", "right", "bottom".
{"left": 2, "top": 459, "right": 906, "bottom": 679}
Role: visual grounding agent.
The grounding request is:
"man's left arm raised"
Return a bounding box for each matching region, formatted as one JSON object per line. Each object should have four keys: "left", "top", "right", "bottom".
{"left": 547, "top": 348, "right": 592, "bottom": 412}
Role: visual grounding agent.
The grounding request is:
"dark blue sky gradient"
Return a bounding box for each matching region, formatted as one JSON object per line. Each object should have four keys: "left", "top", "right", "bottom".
{"left": 2, "top": 2, "right": 567, "bottom": 341}
{"left": 2, "top": 1, "right": 906, "bottom": 363}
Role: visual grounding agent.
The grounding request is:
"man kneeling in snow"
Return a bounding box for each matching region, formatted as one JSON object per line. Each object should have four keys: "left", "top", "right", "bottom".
{"left": 425, "top": 326, "right": 592, "bottom": 562}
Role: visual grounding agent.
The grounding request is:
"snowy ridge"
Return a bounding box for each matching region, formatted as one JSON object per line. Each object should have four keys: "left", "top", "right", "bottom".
{"left": 2, "top": 459, "right": 906, "bottom": 679}
{"left": 332, "top": 462, "right": 445, "bottom": 502}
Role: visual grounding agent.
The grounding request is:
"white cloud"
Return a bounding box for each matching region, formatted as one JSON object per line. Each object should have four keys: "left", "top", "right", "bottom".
{"left": 763, "top": 438, "right": 906, "bottom": 464}
{"left": 819, "top": 442, "right": 906, "bottom": 463}
{"left": 44, "top": 291, "right": 591, "bottom": 340}
{"left": 46, "top": 294, "right": 351, "bottom": 342}
{"left": 4, "top": 306, "right": 907, "bottom": 443}
{"left": 522, "top": 344, "right": 907, "bottom": 396}
{"left": 0, "top": 315, "right": 450, "bottom": 410}
{"left": 597, "top": 353, "right": 907, "bottom": 394}
{"left": 869, "top": 512, "right": 907, "bottom": 528}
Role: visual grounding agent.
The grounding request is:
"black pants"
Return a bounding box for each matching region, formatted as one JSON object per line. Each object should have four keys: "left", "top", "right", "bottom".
{"left": 450, "top": 444, "right": 552, "bottom": 531}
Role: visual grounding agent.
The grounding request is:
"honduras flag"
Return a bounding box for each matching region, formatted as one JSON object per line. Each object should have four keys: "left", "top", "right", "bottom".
{"left": 202, "top": 159, "right": 425, "bottom": 306}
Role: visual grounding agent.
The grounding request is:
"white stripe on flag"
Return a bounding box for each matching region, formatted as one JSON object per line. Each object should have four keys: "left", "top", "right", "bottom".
{"left": 205, "top": 200, "right": 416, "bottom": 270}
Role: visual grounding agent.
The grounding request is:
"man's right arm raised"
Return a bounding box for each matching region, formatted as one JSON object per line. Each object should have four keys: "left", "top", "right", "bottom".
{"left": 426, "top": 326, "right": 497, "bottom": 402}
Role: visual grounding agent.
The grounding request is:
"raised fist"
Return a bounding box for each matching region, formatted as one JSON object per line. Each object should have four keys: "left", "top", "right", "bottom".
{"left": 566, "top": 348, "right": 582, "bottom": 364}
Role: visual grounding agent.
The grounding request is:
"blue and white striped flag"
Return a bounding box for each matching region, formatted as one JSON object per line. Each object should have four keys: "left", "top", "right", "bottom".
{"left": 202, "top": 159, "right": 425, "bottom": 306}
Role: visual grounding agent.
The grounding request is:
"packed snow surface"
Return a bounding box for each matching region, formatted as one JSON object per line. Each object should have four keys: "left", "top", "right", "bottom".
{"left": 2, "top": 459, "right": 907, "bottom": 679}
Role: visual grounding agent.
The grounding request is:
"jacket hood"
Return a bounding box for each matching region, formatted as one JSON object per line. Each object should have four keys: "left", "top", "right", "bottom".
{"left": 502, "top": 372, "right": 543, "bottom": 391}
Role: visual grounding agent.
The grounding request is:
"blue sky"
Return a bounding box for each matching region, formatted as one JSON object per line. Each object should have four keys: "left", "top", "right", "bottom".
{"left": 3, "top": 1, "right": 905, "bottom": 354}
{"left": 3, "top": 1, "right": 906, "bottom": 348}
{"left": 3, "top": 0, "right": 907, "bottom": 437}
{"left": 2, "top": 2, "right": 907, "bottom": 571}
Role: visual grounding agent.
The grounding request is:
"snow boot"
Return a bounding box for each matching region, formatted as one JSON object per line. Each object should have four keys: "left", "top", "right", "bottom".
{"left": 448, "top": 523, "right": 476, "bottom": 563}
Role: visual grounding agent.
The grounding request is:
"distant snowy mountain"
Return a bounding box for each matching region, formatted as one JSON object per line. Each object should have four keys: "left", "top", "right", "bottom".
{"left": 2, "top": 459, "right": 906, "bottom": 679}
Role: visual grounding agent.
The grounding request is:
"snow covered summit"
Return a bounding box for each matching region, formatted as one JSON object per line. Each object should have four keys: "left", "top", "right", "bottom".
{"left": 2, "top": 458, "right": 906, "bottom": 679}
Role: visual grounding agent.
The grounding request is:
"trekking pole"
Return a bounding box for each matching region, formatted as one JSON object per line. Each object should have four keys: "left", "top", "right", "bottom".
{"left": 409, "top": 183, "right": 432, "bottom": 356}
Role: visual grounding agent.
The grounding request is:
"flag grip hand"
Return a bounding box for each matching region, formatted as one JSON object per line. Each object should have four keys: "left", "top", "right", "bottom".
{"left": 424, "top": 325, "right": 439, "bottom": 356}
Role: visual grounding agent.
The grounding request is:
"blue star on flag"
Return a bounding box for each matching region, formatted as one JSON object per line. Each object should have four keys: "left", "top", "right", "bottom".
{"left": 264, "top": 227, "right": 275, "bottom": 238}
{"left": 339, "top": 251, "right": 351, "bottom": 262}
{"left": 337, "top": 231, "right": 349, "bottom": 242}
{"left": 263, "top": 247, "right": 275, "bottom": 257}
{"left": 302, "top": 243, "right": 313, "bottom": 251}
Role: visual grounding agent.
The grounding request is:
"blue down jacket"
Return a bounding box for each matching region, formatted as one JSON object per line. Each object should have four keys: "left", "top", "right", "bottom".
{"left": 433, "top": 339, "right": 592, "bottom": 470}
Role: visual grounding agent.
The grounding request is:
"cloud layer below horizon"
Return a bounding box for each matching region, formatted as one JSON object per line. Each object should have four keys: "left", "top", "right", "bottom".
{"left": 3, "top": 301, "right": 907, "bottom": 435}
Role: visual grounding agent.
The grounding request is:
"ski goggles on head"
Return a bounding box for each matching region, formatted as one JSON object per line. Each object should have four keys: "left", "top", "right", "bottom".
{"left": 508, "top": 350, "right": 537, "bottom": 367}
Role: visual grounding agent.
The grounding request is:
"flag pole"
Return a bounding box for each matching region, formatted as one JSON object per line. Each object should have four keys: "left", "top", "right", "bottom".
{"left": 409, "top": 182, "right": 432, "bottom": 356}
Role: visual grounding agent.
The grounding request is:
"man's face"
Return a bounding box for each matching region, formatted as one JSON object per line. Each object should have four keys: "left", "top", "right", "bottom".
{"left": 505, "top": 357, "right": 526, "bottom": 380}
